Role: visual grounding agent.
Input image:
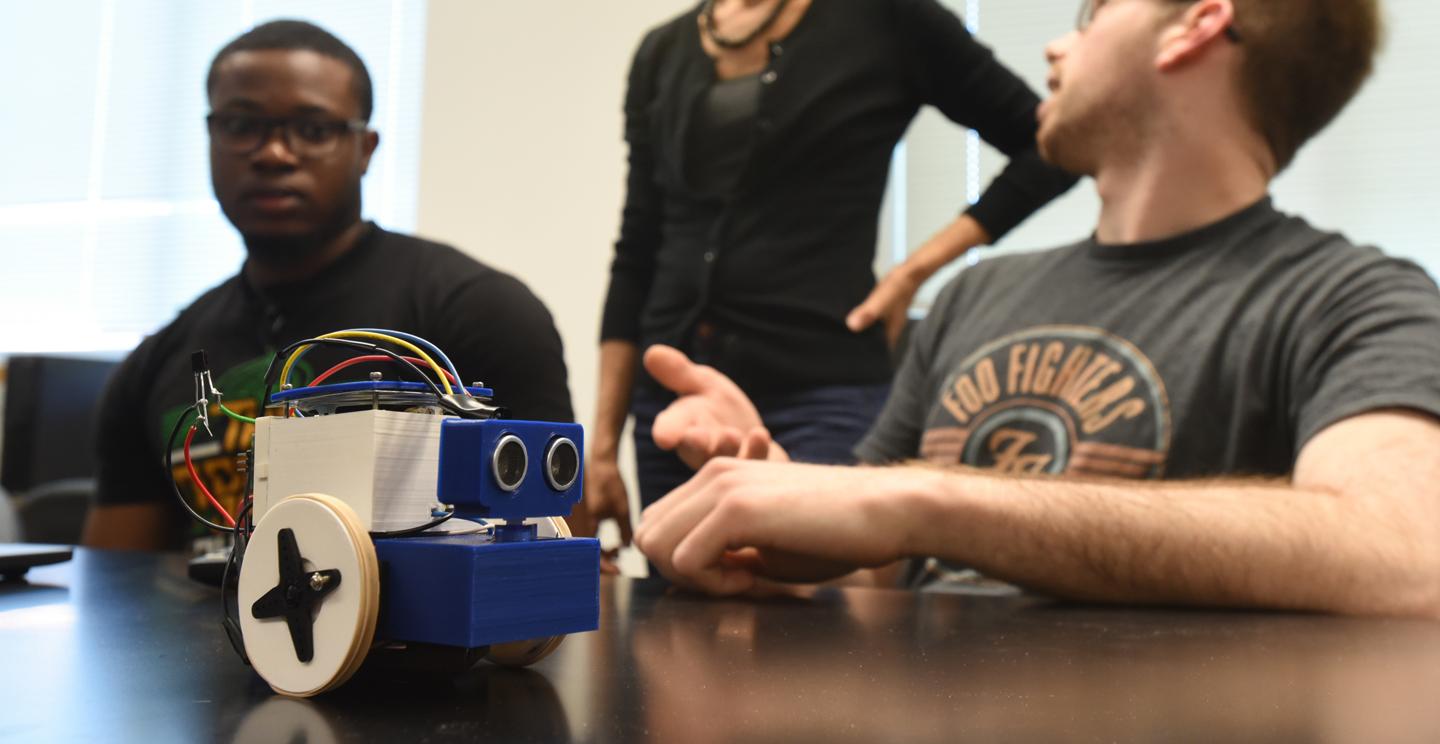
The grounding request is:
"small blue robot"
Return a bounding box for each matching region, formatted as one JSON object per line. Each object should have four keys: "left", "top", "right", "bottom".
{"left": 179, "top": 331, "right": 599, "bottom": 697}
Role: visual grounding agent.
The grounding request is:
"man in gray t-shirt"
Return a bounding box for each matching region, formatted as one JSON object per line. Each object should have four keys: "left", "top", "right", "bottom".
{"left": 859, "top": 198, "right": 1440, "bottom": 481}
{"left": 630, "top": 0, "right": 1440, "bottom": 618}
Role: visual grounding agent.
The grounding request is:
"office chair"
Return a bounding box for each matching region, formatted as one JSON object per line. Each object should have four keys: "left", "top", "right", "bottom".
{"left": 1, "top": 355, "right": 118, "bottom": 544}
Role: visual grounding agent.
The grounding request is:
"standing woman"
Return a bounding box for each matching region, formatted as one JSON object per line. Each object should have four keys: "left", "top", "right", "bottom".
{"left": 581, "top": 0, "right": 1076, "bottom": 543}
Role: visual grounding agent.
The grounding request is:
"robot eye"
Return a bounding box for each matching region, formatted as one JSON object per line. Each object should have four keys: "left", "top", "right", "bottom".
{"left": 544, "top": 438, "right": 580, "bottom": 492}
{"left": 491, "top": 435, "right": 528, "bottom": 492}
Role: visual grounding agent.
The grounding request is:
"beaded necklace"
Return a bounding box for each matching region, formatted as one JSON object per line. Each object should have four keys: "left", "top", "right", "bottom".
{"left": 700, "top": 0, "right": 793, "bottom": 50}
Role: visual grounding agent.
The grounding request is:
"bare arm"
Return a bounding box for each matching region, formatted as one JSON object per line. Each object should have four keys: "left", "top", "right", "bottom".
{"left": 573, "top": 339, "right": 640, "bottom": 543}
{"left": 593, "top": 340, "right": 639, "bottom": 461}
{"left": 81, "top": 503, "right": 174, "bottom": 551}
{"left": 921, "top": 410, "right": 1440, "bottom": 615}
{"left": 636, "top": 410, "right": 1440, "bottom": 618}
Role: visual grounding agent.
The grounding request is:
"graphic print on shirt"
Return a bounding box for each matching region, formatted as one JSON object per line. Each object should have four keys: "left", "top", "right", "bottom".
{"left": 922, "top": 326, "right": 1172, "bottom": 478}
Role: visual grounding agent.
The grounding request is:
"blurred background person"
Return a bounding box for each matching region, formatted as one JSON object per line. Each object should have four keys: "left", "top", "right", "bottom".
{"left": 579, "top": 0, "right": 1076, "bottom": 548}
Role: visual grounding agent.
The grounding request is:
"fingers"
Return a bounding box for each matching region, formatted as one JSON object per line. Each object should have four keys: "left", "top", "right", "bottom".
{"left": 633, "top": 459, "right": 769, "bottom": 595}
{"left": 670, "top": 498, "right": 761, "bottom": 595}
{"left": 607, "top": 474, "right": 630, "bottom": 543}
{"left": 598, "top": 475, "right": 633, "bottom": 546}
{"left": 850, "top": 268, "right": 923, "bottom": 336}
{"left": 646, "top": 346, "right": 763, "bottom": 459}
{"left": 737, "top": 427, "right": 772, "bottom": 461}
{"left": 634, "top": 465, "right": 719, "bottom": 560}
{"left": 634, "top": 459, "right": 731, "bottom": 575}
{"left": 616, "top": 498, "right": 635, "bottom": 545}
{"left": 720, "top": 546, "right": 766, "bottom": 571}
{"left": 635, "top": 459, "right": 880, "bottom": 593}
{"left": 566, "top": 502, "right": 598, "bottom": 538}
{"left": 846, "top": 276, "right": 904, "bottom": 332}
{"left": 650, "top": 400, "right": 689, "bottom": 450}
{"left": 845, "top": 294, "right": 883, "bottom": 332}
{"left": 578, "top": 463, "right": 633, "bottom": 544}
{"left": 643, "top": 345, "right": 712, "bottom": 397}
{"left": 883, "top": 300, "right": 910, "bottom": 350}
{"left": 676, "top": 425, "right": 743, "bottom": 470}
{"left": 599, "top": 550, "right": 622, "bottom": 575}
{"left": 652, "top": 398, "right": 723, "bottom": 452}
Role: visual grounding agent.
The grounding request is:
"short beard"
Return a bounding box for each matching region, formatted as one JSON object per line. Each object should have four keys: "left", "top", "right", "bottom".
{"left": 1039, "top": 120, "right": 1101, "bottom": 177}
{"left": 241, "top": 200, "right": 360, "bottom": 266}
{"left": 1039, "top": 93, "right": 1148, "bottom": 178}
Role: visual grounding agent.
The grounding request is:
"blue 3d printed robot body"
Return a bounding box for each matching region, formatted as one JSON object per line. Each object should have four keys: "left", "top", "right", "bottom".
{"left": 184, "top": 333, "right": 599, "bottom": 697}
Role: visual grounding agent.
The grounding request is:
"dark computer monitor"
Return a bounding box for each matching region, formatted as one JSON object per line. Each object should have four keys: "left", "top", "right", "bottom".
{"left": 1, "top": 355, "right": 119, "bottom": 494}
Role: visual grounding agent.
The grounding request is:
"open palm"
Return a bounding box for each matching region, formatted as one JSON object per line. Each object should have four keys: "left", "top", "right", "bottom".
{"left": 643, "top": 345, "right": 774, "bottom": 469}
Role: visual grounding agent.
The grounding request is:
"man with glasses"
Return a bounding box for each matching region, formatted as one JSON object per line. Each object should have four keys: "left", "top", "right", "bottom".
{"left": 632, "top": 0, "right": 1440, "bottom": 617}
{"left": 85, "top": 21, "right": 574, "bottom": 551}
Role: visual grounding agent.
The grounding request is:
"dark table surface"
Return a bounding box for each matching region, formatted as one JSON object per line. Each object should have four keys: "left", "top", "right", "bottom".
{"left": 4, "top": 549, "right": 1440, "bottom": 743}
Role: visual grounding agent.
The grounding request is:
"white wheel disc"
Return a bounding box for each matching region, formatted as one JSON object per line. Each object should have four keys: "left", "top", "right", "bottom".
{"left": 238, "top": 493, "right": 379, "bottom": 697}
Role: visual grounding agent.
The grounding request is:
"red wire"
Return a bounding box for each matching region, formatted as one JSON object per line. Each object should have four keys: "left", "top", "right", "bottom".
{"left": 309, "top": 354, "right": 461, "bottom": 387}
{"left": 185, "top": 425, "right": 236, "bottom": 527}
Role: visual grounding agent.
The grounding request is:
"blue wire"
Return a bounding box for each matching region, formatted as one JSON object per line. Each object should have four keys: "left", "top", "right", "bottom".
{"left": 351, "top": 328, "right": 465, "bottom": 388}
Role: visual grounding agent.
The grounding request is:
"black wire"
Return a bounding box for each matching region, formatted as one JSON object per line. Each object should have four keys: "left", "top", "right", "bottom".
{"left": 165, "top": 404, "right": 233, "bottom": 533}
{"left": 233, "top": 498, "right": 253, "bottom": 541}
{"left": 221, "top": 498, "right": 251, "bottom": 625}
{"left": 369, "top": 509, "right": 457, "bottom": 538}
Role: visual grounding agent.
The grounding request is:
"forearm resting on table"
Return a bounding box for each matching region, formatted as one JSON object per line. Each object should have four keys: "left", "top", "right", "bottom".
{"left": 897, "top": 413, "right": 1440, "bottom": 617}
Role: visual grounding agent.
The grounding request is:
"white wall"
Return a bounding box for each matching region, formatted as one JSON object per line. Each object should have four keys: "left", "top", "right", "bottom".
{"left": 895, "top": 0, "right": 1440, "bottom": 306}
{"left": 417, "top": 1, "right": 688, "bottom": 565}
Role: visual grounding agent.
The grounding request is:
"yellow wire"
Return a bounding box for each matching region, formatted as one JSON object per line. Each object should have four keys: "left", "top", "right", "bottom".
{"left": 280, "top": 330, "right": 455, "bottom": 394}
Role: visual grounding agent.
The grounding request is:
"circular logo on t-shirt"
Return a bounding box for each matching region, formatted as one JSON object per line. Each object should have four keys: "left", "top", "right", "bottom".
{"left": 922, "top": 325, "right": 1172, "bottom": 478}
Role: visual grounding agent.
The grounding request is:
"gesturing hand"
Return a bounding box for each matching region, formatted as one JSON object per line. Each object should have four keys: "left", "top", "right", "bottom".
{"left": 644, "top": 345, "right": 786, "bottom": 469}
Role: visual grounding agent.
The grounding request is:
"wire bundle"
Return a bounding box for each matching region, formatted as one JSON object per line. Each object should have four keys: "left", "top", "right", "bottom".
{"left": 173, "top": 329, "right": 472, "bottom": 536}
{"left": 276, "top": 329, "right": 465, "bottom": 400}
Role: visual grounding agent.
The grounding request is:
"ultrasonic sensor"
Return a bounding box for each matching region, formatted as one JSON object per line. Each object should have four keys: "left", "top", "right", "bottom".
{"left": 492, "top": 435, "right": 528, "bottom": 492}
{"left": 544, "top": 438, "right": 580, "bottom": 492}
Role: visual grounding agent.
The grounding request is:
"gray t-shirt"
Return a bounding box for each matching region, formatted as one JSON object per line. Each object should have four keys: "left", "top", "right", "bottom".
{"left": 857, "top": 198, "right": 1440, "bottom": 477}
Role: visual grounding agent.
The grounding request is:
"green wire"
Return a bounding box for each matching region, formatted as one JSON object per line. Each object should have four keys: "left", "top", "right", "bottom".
{"left": 218, "top": 401, "right": 257, "bottom": 425}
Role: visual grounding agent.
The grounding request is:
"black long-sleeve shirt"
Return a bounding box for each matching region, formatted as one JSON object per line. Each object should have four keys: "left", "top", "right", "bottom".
{"left": 601, "top": 0, "right": 1077, "bottom": 394}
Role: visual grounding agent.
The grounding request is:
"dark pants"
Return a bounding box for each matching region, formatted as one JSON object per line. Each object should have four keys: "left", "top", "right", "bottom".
{"left": 630, "top": 381, "right": 892, "bottom": 510}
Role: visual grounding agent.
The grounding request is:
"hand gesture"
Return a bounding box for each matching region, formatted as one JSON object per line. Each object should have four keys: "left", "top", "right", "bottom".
{"left": 644, "top": 345, "right": 785, "bottom": 469}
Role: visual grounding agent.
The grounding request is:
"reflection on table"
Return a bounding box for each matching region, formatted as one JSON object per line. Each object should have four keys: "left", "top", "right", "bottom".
{"left": 2, "top": 550, "right": 1439, "bottom": 743}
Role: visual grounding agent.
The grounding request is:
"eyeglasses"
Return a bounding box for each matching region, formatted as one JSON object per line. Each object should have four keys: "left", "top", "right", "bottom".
{"left": 206, "top": 113, "right": 368, "bottom": 158}
{"left": 1076, "top": 0, "right": 1242, "bottom": 42}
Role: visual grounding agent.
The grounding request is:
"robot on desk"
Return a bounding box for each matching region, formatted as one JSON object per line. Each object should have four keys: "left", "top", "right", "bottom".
{"left": 171, "top": 330, "right": 599, "bottom": 697}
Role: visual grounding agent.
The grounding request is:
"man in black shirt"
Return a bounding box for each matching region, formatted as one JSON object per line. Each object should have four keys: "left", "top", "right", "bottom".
{"left": 84, "top": 21, "right": 572, "bottom": 551}
{"left": 632, "top": 0, "right": 1440, "bottom": 617}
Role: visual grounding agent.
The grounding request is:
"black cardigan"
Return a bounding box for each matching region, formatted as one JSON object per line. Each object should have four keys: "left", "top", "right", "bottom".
{"left": 601, "top": 0, "right": 1077, "bottom": 395}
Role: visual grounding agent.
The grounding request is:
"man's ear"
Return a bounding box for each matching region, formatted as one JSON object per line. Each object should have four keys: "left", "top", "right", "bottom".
{"left": 359, "top": 129, "right": 380, "bottom": 175}
{"left": 1155, "top": 0, "right": 1236, "bottom": 70}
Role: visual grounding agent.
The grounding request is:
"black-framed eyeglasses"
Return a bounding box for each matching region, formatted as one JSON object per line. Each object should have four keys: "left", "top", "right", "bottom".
{"left": 1076, "top": 0, "right": 1242, "bottom": 43}
{"left": 205, "top": 113, "right": 368, "bottom": 158}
